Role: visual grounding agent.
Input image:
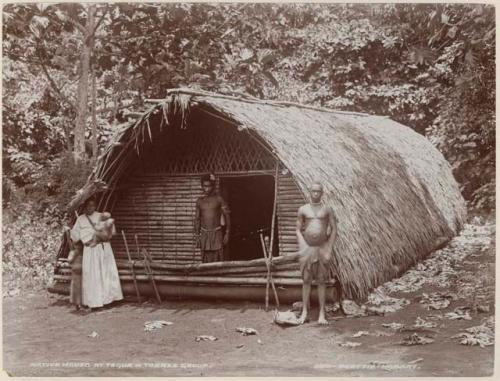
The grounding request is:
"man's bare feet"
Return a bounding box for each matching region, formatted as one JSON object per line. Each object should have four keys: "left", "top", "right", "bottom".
{"left": 298, "top": 309, "right": 309, "bottom": 324}
{"left": 317, "top": 316, "right": 329, "bottom": 325}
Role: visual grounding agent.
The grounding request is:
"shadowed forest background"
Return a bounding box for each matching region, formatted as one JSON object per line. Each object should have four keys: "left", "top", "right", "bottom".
{"left": 2, "top": 3, "right": 495, "bottom": 294}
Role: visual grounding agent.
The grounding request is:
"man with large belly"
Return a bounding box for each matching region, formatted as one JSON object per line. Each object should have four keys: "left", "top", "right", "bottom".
{"left": 296, "top": 181, "right": 337, "bottom": 325}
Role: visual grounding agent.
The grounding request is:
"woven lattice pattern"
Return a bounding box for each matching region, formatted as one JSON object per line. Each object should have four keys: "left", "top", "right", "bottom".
{"left": 148, "top": 124, "right": 275, "bottom": 173}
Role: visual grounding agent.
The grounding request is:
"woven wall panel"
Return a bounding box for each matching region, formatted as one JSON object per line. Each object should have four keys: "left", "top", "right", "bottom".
{"left": 111, "top": 175, "right": 203, "bottom": 263}
{"left": 277, "top": 172, "right": 305, "bottom": 255}
{"left": 110, "top": 171, "right": 304, "bottom": 262}
{"left": 139, "top": 124, "right": 276, "bottom": 173}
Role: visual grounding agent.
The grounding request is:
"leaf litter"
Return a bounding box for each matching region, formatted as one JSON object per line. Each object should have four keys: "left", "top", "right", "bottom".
{"left": 144, "top": 320, "right": 174, "bottom": 332}
{"left": 195, "top": 335, "right": 218, "bottom": 342}
{"left": 236, "top": 327, "right": 257, "bottom": 336}
{"left": 400, "top": 333, "right": 435, "bottom": 346}
{"left": 452, "top": 320, "right": 494, "bottom": 348}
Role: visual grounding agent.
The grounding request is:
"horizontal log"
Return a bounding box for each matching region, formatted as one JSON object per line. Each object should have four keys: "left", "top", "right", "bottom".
{"left": 114, "top": 252, "right": 201, "bottom": 258}
{"left": 115, "top": 197, "right": 197, "bottom": 202}
{"left": 114, "top": 212, "right": 196, "bottom": 218}
{"left": 58, "top": 258, "right": 295, "bottom": 270}
{"left": 120, "top": 188, "right": 201, "bottom": 194}
{"left": 112, "top": 231, "right": 197, "bottom": 237}
{"left": 54, "top": 274, "right": 304, "bottom": 286}
{"left": 117, "top": 196, "right": 198, "bottom": 202}
{"left": 56, "top": 254, "right": 300, "bottom": 273}
{"left": 57, "top": 268, "right": 287, "bottom": 278}
{"left": 58, "top": 268, "right": 301, "bottom": 279}
{"left": 49, "top": 279, "right": 336, "bottom": 304}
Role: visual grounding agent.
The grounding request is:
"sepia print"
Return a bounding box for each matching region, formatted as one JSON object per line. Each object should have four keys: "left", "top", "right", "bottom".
{"left": 2, "top": 2, "right": 495, "bottom": 377}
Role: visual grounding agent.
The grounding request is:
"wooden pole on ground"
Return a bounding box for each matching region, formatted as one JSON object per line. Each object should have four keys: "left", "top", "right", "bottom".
{"left": 121, "top": 230, "right": 141, "bottom": 303}
{"left": 135, "top": 234, "right": 162, "bottom": 304}
{"left": 260, "top": 233, "right": 280, "bottom": 310}
{"left": 141, "top": 248, "right": 162, "bottom": 304}
{"left": 269, "top": 162, "right": 279, "bottom": 259}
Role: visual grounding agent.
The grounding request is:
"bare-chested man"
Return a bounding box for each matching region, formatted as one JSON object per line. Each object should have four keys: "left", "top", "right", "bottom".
{"left": 296, "top": 181, "right": 337, "bottom": 325}
{"left": 195, "top": 174, "right": 231, "bottom": 263}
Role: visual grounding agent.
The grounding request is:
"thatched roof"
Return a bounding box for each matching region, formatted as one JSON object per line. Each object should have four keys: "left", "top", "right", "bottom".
{"left": 70, "top": 88, "right": 467, "bottom": 300}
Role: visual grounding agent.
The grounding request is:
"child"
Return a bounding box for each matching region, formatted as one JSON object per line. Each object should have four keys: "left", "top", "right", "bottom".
{"left": 65, "top": 228, "right": 83, "bottom": 311}
{"left": 93, "top": 212, "right": 116, "bottom": 242}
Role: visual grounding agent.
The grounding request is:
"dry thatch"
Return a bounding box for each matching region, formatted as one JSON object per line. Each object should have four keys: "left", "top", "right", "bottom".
{"left": 68, "top": 88, "right": 466, "bottom": 300}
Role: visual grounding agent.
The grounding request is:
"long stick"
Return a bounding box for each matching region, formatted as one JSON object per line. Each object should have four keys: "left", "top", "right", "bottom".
{"left": 269, "top": 162, "right": 279, "bottom": 259}
{"left": 121, "top": 230, "right": 141, "bottom": 303}
{"left": 267, "top": 255, "right": 280, "bottom": 308}
{"left": 141, "top": 248, "right": 162, "bottom": 304}
{"left": 136, "top": 234, "right": 162, "bottom": 304}
{"left": 260, "top": 233, "right": 270, "bottom": 311}
{"left": 260, "top": 233, "right": 280, "bottom": 309}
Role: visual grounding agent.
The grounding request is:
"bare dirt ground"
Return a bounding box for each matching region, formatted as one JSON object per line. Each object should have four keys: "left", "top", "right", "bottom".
{"left": 2, "top": 222, "right": 495, "bottom": 377}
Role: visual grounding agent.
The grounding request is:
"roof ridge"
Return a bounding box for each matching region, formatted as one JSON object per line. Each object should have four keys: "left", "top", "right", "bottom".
{"left": 147, "top": 87, "right": 375, "bottom": 118}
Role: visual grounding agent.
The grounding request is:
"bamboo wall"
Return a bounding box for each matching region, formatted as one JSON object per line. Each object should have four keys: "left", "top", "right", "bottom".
{"left": 110, "top": 174, "right": 203, "bottom": 263}
{"left": 107, "top": 170, "right": 305, "bottom": 263}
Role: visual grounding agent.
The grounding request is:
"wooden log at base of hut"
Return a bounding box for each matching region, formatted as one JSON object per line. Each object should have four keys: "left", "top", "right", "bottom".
{"left": 48, "top": 278, "right": 339, "bottom": 305}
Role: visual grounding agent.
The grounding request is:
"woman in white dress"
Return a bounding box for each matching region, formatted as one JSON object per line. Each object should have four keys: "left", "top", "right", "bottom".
{"left": 70, "top": 198, "right": 123, "bottom": 309}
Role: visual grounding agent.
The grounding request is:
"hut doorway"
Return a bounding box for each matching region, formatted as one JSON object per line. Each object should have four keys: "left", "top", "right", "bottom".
{"left": 220, "top": 174, "right": 279, "bottom": 261}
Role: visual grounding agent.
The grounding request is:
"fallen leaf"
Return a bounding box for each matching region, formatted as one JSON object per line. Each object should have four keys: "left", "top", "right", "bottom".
{"left": 325, "top": 302, "right": 340, "bottom": 313}
{"left": 401, "top": 333, "right": 434, "bottom": 346}
{"left": 414, "top": 317, "right": 437, "bottom": 328}
{"left": 477, "top": 305, "right": 490, "bottom": 313}
{"left": 236, "top": 344, "right": 244, "bottom": 348}
{"left": 371, "top": 330, "right": 394, "bottom": 337}
{"left": 445, "top": 308, "right": 472, "bottom": 321}
{"left": 195, "top": 335, "right": 218, "bottom": 342}
{"left": 341, "top": 300, "right": 367, "bottom": 317}
{"left": 338, "top": 341, "right": 362, "bottom": 348}
{"left": 352, "top": 331, "right": 369, "bottom": 338}
{"left": 236, "top": 327, "right": 257, "bottom": 336}
{"left": 408, "top": 358, "right": 424, "bottom": 364}
{"left": 366, "top": 290, "right": 410, "bottom": 315}
{"left": 382, "top": 322, "right": 404, "bottom": 331}
{"left": 144, "top": 320, "right": 174, "bottom": 331}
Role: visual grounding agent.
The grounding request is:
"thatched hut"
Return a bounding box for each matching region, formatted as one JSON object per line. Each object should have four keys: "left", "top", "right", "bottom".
{"left": 49, "top": 88, "right": 466, "bottom": 303}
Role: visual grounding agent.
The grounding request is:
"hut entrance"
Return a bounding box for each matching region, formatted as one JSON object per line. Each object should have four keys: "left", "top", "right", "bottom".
{"left": 220, "top": 174, "right": 278, "bottom": 261}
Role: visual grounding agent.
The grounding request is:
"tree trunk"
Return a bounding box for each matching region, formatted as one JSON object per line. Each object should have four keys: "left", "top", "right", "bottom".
{"left": 73, "top": 4, "right": 96, "bottom": 162}
{"left": 91, "top": 65, "right": 98, "bottom": 161}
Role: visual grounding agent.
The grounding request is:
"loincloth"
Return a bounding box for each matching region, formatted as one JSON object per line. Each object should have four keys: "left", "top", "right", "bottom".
{"left": 299, "top": 244, "right": 334, "bottom": 283}
{"left": 199, "top": 226, "right": 223, "bottom": 252}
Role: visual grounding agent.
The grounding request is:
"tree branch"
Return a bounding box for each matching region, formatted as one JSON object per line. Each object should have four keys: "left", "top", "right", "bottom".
{"left": 92, "top": 5, "right": 109, "bottom": 36}
{"left": 36, "top": 44, "right": 77, "bottom": 111}
{"left": 65, "top": 12, "right": 87, "bottom": 35}
{"left": 96, "top": 100, "right": 142, "bottom": 115}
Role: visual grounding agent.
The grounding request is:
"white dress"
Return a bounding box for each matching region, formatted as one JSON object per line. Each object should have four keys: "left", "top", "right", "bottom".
{"left": 70, "top": 212, "right": 123, "bottom": 308}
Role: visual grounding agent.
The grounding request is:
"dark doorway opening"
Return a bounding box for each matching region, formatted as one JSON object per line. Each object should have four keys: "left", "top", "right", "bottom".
{"left": 219, "top": 175, "right": 279, "bottom": 261}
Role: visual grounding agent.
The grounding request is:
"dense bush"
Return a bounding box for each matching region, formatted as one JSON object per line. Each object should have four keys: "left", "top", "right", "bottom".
{"left": 2, "top": 206, "right": 62, "bottom": 295}
{"left": 3, "top": 151, "right": 93, "bottom": 216}
{"left": 2, "top": 3, "right": 495, "bottom": 218}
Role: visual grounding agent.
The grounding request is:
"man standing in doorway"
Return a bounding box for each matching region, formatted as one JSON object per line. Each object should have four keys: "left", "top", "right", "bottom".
{"left": 296, "top": 181, "right": 337, "bottom": 325}
{"left": 195, "top": 174, "right": 231, "bottom": 263}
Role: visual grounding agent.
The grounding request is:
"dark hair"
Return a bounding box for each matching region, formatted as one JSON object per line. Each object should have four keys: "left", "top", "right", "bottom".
{"left": 84, "top": 197, "right": 97, "bottom": 206}
{"left": 201, "top": 173, "right": 216, "bottom": 185}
